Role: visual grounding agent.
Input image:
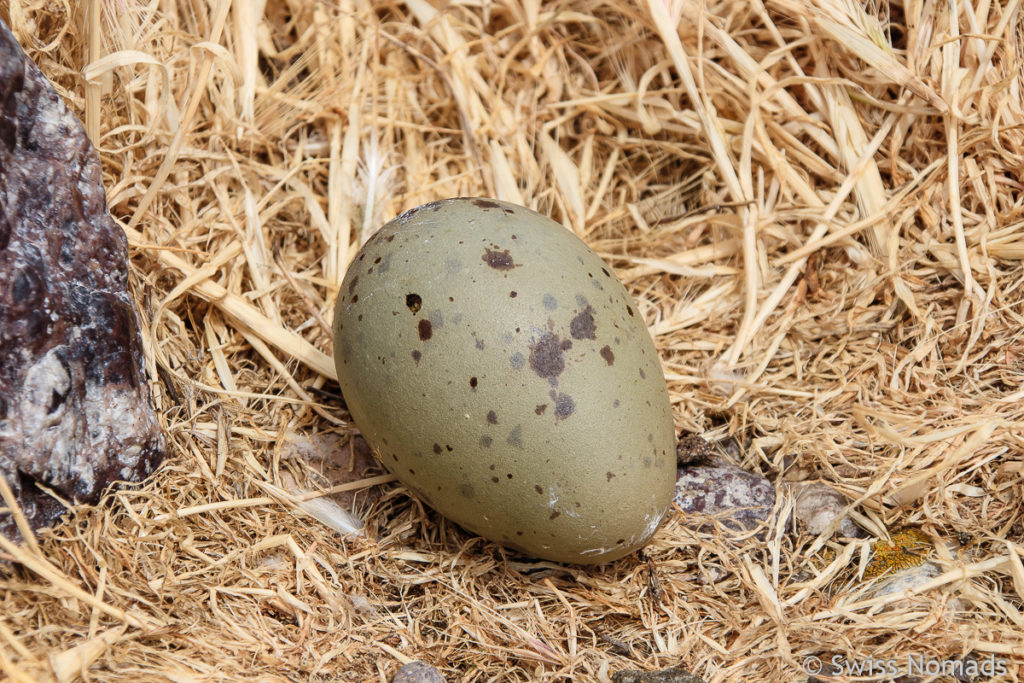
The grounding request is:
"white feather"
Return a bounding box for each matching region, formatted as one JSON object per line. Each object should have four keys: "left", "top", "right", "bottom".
{"left": 295, "top": 494, "right": 363, "bottom": 537}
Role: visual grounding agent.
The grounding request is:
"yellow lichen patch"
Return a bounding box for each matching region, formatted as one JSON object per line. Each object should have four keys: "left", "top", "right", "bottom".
{"left": 863, "top": 528, "right": 932, "bottom": 580}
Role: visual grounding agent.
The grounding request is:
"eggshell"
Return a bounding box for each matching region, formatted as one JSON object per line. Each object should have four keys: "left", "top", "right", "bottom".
{"left": 333, "top": 198, "right": 675, "bottom": 564}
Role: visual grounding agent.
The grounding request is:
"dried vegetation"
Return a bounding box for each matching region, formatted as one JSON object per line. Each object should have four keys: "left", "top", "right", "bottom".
{"left": 2, "top": 0, "right": 1024, "bottom": 680}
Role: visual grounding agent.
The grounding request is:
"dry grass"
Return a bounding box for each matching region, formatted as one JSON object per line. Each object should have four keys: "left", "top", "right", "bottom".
{"left": 2, "top": 0, "right": 1024, "bottom": 680}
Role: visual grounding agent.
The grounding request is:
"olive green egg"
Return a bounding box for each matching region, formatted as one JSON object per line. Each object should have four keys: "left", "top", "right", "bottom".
{"left": 333, "top": 198, "right": 675, "bottom": 564}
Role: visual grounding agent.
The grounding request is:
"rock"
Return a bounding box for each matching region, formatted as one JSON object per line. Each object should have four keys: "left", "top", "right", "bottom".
{"left": 870, "top": 560, "right": 942, "bottom": 597}
{"left": 612, "top": 666, "right": 705, "bottom": 683}
{"left": 853, "top": 529, "right": 963, "bottom": 613}
{"left": 392, "top": 661, "right": 445, "bottom": 683}
{"left": 0, "top": 20, "right": 164, "bottom": 541}
{"left": 674, "top": 437, "right": 775, "bottom": 535}
{"left": 788, "top": 481, "right": 863, "bottom": 538}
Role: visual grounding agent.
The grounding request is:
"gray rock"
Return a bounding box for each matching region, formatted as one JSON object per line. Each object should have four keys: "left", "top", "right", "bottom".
{"left": 612, "top": 666, "right": 705, "bottom": 683}
{"left": 675, "top": 454, "right": 776, "bottom": 535}
{"left": 0, "top": 20, "right": 164, "bottom": 541}
{"left": 789, "top": 481, "right": 863, "bottom": 538}
{"left": 392, "top": 661, "right": 445, "bottom": 683}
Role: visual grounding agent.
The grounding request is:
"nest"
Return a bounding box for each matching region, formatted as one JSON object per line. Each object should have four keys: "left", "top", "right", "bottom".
{"left": 2, "top": 0, "right": 1023, "bottom": 680}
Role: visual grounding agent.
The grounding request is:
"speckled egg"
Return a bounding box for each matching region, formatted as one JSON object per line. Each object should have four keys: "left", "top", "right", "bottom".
{"left": 333, "top": 198, "right": 675, "bottom": 564}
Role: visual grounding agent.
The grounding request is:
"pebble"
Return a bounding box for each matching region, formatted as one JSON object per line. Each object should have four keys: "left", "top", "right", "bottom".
{"left": 788, "top": 481, "right": 863, "bottom": 538}
{"left": 612, "top": 666, "right": 705, "bottom": 683}
{"left": 392, "top": 661, "right": 445, "bottom": 683}
{"left": 674, "top": 436, "right": 776, "bottom": 535}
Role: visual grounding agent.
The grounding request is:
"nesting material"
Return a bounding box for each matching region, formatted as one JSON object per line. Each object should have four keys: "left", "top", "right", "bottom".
{"left": 2, "top": 0, "right": 1024, "bottom": 680}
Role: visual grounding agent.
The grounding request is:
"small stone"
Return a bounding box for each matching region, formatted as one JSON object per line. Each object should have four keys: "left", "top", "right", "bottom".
{"left": 788, "top": 481, "right": 863, "bottom": 538}
{"left": 855, "top": 559, "right": 965, "bottom": 614}
{"left": 612, "top": 666, "right": 705, "bottom": 683}
{"left": 674, "top": 456, "right": 775, "bottom": 535}
{"left": 392, "top": 661, "right": 445, "bottom": 683}
{"left": 870, "top": 560, "right": 941, "bottom": 597}
{"left": 0, "top": 20, "right": 164, "bottom": 541}
{"left": 852, "top": 529, "right": 963, "bottom": 613}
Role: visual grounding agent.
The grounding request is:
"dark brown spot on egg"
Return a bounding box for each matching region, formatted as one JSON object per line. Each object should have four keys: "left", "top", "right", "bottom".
{"left": 528, "top": 333, "right": 572, "bottom": 382}
{"left": 483, "top": 247, "right": 517, "bottom": 270}
{"left": 570, "top": 306, "right": 596, "bottom": 340}
{"left": 418, "top": 319, "right": 432, "bottom": 340}
{"left": 480, "top": 435, "right": 492, "bottom": 447}
{"left": 535, "top": 404, "right": 547, "bottom": 415}
{"left": 491, "top": 476, "right": 499, "bottom": 483}
{"left": 385, "top": 235, "right": 395, "bottom": 242}
{"left": 473, "top": 199, "right": 500, "bottom": 209}
{"left": 509, "top": 290, "right": 517, "bottom": 297}
{"left": 446, "top": 444, "right": 453, "bottom": 452}
{"left": 406, "top": 293, "right": 422, "bottom": 313}
{"left": 639, "top": 368, "right": 646, "bottom": 379}
{"left": 600, "top": 345, "right": 615, "bottom": 365}
{"left": 506, "top": 473, "right": 513, "bottom": 479}
{"left": 535, "top": 485, "right": 543, "bottom": 494}
{"left": 606, "top": 471, "right": 615, "bottom": 481}
{"left": 411, "top": 350, "right": 421, "bottom": 363}
{"left": 470, "top": 376, "right": 478, "bottom": 388}
{"left": 602, "top": 267, "right": 611, "bottom": 277}
{"left": 486, "top": 410, "right": 497, "bottom": 424}
{"left": 433, "top": 443, "right": 442, "bottom": 454}
{"left": 626, "top": 304, "right": 635, "bottom": 317}
{"left": 549, "top": 510, "right": 560, "bottom": 520}
{"left": 348, "top": 275, "right": 359, "bottom": 293}
{"left": 351, "top": 294, "right": 358, "bottom": 303}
